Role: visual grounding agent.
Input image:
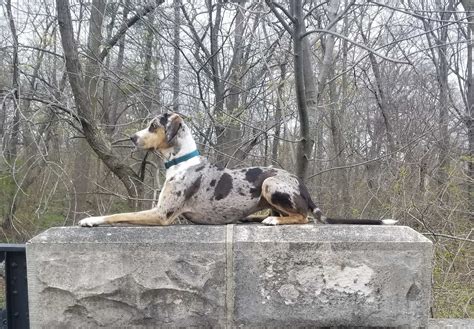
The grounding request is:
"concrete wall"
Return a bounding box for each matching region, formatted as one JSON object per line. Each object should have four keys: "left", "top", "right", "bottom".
{"left": 26, "top": 225, "right": 433, "bottom": 328}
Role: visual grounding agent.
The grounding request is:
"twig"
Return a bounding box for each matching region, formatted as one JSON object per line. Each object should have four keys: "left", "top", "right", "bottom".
{"left": 422, "top": 231, "right": 473, "bottom": 243}
{"left": 307, "top": 127, "right": 435, "bottom": 180}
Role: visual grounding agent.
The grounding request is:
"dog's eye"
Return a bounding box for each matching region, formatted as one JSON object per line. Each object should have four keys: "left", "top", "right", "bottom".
{"left": 149, "top": 121, "right": 158, "bottom": 131}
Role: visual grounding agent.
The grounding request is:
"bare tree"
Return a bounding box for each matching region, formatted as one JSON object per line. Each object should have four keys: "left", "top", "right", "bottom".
{"left": 461, "top": 0, "right": 474, "bottom": 218}
{"left": 3, "top": 0, "right": 20, "bottom": 229}
{"left": 56, "top": 0, "right": 164, "bottom": 208}
{"left": 266, "top": 0, "right": 315, "bottom": 179}
{"left": 173, "top": 0, "right": 181, "bottom": 112}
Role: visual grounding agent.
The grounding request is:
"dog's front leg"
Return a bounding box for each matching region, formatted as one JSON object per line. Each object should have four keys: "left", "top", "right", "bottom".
{"left": 79, "top": 180, "right": 186, "bottom": 227}
{"left": 78, "top": 208, "right": 173, "bottom": 227}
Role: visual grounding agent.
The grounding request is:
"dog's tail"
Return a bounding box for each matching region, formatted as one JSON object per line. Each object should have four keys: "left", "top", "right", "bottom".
{"left": 312, "top": 208, "right": 397, "bottom": 225}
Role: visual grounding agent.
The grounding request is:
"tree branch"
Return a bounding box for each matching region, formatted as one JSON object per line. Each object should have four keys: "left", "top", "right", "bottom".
{"left": 307, "top": 127, "right": 436, "bottom": 180}
{"left": 99, "top": 0, "right": 164, "bottom": 62}
{"left": 301, "top": 28, "right": 410, "bottom": 64}
{"left": 267, "top": 0, "right": 295, "bottom": 23}
{"left": 265, "top": 0, "right": 293, "bottom": 35}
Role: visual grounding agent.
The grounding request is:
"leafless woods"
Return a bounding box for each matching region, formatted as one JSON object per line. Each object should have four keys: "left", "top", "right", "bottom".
{"left": 0, "top": 0, "right": 472, "bottom": 317}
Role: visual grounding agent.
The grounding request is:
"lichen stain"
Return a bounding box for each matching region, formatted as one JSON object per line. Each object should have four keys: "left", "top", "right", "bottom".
{"left": 321, "top": 264, "right": 374, "bottom": 296}
{"left": 289, "top": 263, "right": 375, "bottom": 299}
{"left": 278, "top": 284, "right": 300, "bottom": 305}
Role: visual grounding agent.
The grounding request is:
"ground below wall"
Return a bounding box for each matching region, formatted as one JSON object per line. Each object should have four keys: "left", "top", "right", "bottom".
{"left": 27, "top": 224, "right": 433, "bottom": 328}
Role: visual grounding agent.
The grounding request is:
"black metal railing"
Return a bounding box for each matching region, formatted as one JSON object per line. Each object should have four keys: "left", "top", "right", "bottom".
{"left": 0, "top": 244, "right": 29, "bottom": 329}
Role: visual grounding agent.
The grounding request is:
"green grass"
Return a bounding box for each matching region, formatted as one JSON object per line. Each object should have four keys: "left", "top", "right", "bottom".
{"left": 432, "top": 243, "right": 473, "bottom": 318}
{"left": 37, "top": 213, "right": 66, "bottom": 231}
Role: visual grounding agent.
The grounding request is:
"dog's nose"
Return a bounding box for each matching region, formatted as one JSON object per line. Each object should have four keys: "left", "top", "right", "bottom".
{"left": 130, "top": 134, "right": 138, "bottom": 145}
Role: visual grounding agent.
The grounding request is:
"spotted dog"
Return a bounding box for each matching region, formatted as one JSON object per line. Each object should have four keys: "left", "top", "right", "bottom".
{"left": 78, "top": 113, "right": 397, "bottom": 227}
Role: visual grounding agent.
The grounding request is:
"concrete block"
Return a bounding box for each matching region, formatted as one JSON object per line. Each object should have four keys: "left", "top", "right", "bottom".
{"left": 26, "top": 226, "right": 227, "bottom": 328}
{"left": 27, "top": 224, "right": 433, "bottom": 328}
{"left": 232, "top": 225, "right": 433, "bottom": 328}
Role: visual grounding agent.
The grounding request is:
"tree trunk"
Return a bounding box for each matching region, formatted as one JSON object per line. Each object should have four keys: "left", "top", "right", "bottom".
{"left": 221, "top": 3, "right": 245, "bottom": 167}
{"left": 206, "top": 0, "right": 225, "bottom": 163}
{"left": 358, "top": 21, "right": 396, "bottom": 157}
{"left": 313, "top": 0, "right": 340, "bottom": 195}
{"left": 73, "top": 0, "right": 106, "bottom": 218}
{"left": 272, "top": 63, "right": 286, "bottom": 164}
{"left": 461, "top": 0, "right": 474, "bottom": 218}
{"left": 142, "top": 13, "right": 156, "bottom": 114}
{"left": 436, "top": 22, "right": 451, "bottom": 187}
{"left": 107, "top": 1, "right": 129, "bottom": 135}
{"left": 5, "top": 0, "right": 20, "bottom": 164}
{"left": 325, "top": 0, "right": 350, "bottom": 215}
{"left": 102, "top": 2, "right": 118, "bottom": 128}
{"left": 3, "top": 0, "right": 20, "bottom": 229}
{"left": 367, "top": 51, "right": 396, "bottom": 156}
{"left": 292, "top": 0, "right": 312, "bottom": 180}
{"left": 56, "top": 0, "right": 156, "bottom": 210}
{"left": 173, "top": 0, "right": 181, "bottom": 112}
{"left": 301, "top": 16, "right": 317, "bottom": 178}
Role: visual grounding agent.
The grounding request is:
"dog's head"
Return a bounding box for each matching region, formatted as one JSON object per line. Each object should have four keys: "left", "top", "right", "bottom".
{"left": 130, "top": 112, "right": 183, "bottom": 151}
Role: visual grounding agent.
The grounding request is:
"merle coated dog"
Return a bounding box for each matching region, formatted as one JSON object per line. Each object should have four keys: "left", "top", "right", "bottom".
{"left": 79, "top": 113, "right": 396, "bottom": 227}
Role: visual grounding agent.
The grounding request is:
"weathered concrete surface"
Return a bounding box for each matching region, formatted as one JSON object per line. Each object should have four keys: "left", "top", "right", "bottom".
{"left": 232, "top": 225, "right": 433, "bottom": 328}
{"left": 428, "top": 319, "right": 474, "bottom": 328}
{"left": 27, "top": 226, "right": 226, "bottom": 328}
{"left": 27, "top": 224, "right": 433, "bottom": 328}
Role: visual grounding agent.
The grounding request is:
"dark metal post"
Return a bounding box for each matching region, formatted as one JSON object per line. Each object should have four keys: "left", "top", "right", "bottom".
{"left": 0, "top": 244, "right": 29, "bottom": 329}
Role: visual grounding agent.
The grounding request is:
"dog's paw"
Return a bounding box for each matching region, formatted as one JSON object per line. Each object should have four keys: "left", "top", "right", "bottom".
{"left": 78, "top": 216, "right": 105, "bottom": 227}
{"left": 262, "top": 216, "right": 280, "bottom": 226}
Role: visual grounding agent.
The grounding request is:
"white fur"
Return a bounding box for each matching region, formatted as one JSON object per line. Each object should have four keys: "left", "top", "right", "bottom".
{"left": 78, "top": 216, "right": 106, "bottom": 227}
{"left": 262, "top": 217, "right": 280, "bottom": 226}
{"left": 135, "top": 127, "right": 149, "bottom": 140}
{"left": 163, "top": 124, "right": 202, "bottom": 179}
{"left": 166, "top": 157, "right": 202, "bottom": 180}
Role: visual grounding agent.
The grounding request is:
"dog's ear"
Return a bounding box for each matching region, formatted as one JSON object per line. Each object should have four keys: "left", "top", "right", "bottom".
{"left": 165, "top": 115, "right": 182, "bottom": 143}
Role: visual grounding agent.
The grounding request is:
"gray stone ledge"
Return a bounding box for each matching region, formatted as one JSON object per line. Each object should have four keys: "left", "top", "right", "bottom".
{"left": 27, "top": 224, "right": 433, "bottom": 328}
{"left": 428, "top": 319, "right": 474, "bottom": 328}
{"left": 28, "top": 225, "right": 226, "bottom": 244}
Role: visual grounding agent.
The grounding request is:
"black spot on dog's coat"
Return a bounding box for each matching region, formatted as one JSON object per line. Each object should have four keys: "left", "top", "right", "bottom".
{"left": 292, "top": 192, "right": 309, "bottom": 214}
{"left": 214, "top": 173, "right": 233, "bottom": 200}
{"left": 249, "top": 188, "right": 259, "bottom": 198}
{"left": 184, "top": 176, "right": 201, "bottom": 200}
{"left": 195, "top": 165, "right": 205, "bottom": 172}
{"left": 175, "top": 191, "right": 182, "bottom": 197}
{"left": 271, "top": 192, "right": 293, "bottom": 210}
{"left": 210, "top": 179, "right": 216, "bottom": 187}
{"left": 245, "top": 167, "right": 263, "bottom": 183}
{"left": 249, "top": 169, "right": 278, "bottom": 198}
{"left": 295, "top": 178, "right": 317, "bottom": 212}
